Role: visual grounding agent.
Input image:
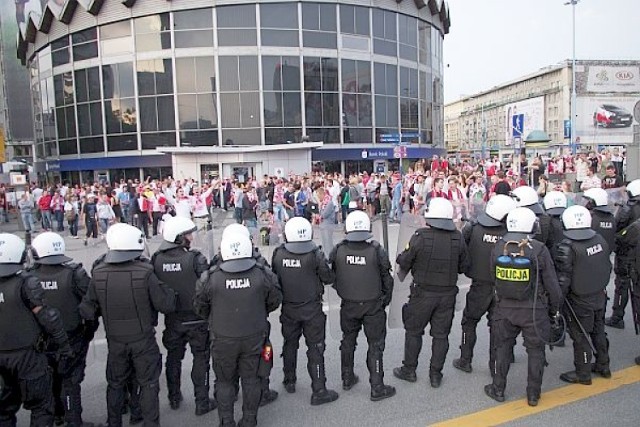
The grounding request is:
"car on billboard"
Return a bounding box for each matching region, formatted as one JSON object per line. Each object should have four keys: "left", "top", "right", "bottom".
{"left": 593, "top": 104, "right": 634, "bottom": 128}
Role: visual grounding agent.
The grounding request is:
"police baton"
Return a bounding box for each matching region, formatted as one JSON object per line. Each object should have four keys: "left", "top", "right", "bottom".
{"left": 564, "top": 298, "right": 597, "bottom": 356}
{"left": 181, "top": 320, "right": 207, "bottom": 327}
{"left": 629, "top": 281, "right": 640, "bottom": 335}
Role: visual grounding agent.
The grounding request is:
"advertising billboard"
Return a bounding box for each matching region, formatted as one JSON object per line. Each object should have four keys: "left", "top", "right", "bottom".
{"left": 504, "top": 96, "right": 545, "bottom": 145}
{"left": 575, "top": 96, "right": 640, "bottom": 145}
{"left": 586, "top": 65, "right": 640, "bottom": 93}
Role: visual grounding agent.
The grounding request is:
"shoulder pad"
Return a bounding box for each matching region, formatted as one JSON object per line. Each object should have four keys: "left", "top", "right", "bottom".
{"left": 17, "top": 270, "right": 34, "bottom": 281}
{"left": 370, "top": 240, "right": 381, "bottom": 249}
{"left": 64, "top": 262, "right": 83, "bottom": 271}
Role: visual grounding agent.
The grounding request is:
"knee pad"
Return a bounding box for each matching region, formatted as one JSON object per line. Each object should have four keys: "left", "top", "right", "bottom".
{"left": 21, "top": 373, "right": 51, "bottom": 411}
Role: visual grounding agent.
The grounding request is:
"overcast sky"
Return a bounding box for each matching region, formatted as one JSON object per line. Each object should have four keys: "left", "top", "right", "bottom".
{"left": 443, "top": 0, "right": 640, "bottom": 103}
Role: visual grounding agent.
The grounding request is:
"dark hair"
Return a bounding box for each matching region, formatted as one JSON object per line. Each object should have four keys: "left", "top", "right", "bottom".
{"left": 539, "top": 175, "right": 548, "bottom": 181}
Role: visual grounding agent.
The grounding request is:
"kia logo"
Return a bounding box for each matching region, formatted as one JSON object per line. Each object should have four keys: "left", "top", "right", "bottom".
{"left": 615, "top": 71, "right": 634, "bottom": 81}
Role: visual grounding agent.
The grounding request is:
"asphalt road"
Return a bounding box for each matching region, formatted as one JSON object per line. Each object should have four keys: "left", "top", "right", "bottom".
{"left": 9, "top": 211, "right": 640, "bottom": 426}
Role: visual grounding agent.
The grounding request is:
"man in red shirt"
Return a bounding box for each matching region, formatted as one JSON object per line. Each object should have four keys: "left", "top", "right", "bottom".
{"left": 38, "top": 191, "right": 53, "bottom": 231}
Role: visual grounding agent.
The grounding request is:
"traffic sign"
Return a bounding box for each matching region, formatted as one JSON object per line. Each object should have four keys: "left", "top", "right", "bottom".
{"left": 393, "top": 146, "right": 407, "bottom": 158}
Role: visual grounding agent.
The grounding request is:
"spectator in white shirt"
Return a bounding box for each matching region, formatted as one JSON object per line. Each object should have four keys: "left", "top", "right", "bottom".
{"left": 580, "top": 166, "right": 602, "bottom": 191}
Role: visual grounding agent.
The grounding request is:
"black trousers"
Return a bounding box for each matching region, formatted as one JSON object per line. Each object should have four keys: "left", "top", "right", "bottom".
{"left": 402, "top": 290, "right": 456, "bottom": 374}
{"left": 0, "top": 348, "right": 53, "bottom": 426}
{"left": 105, "top": 335, "right": 162, "bottom": 427}
{"left": 459, "top": 281, "right": 497, "bottom": 370}
{"left": 564, "top": 297, "right": 610, "bottom": 379}
{"left": 212, "top": 332, "right": 264, "bottom": 427}
{"left": 162, "top": 318, "right": 211, "bottom": 405}
{"left": 491, "top": 305, "right": 549, "bottom": 398}
{"left": 85, "top": 219, "right": 98, "bottom": 239}
{"left": 152, "top": 212, "right": 163, "bottom": 236}
{"left": 339, "top": 300, "right": 387, "bottom": 386}
{"left": 280, "top": 305, "right": 328, "bottom": 392}
{"left": 611, "top": 255, "right": 636, "bottom": 320}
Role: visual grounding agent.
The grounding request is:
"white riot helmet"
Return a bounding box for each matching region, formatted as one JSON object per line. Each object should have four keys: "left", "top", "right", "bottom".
{"left": 424, "top": 198, "right": 455, "bottom": 231}
{"left": 31, "top": 232, "right": 72, "bottom": 265}
{"left": 542, "top": 191, "right": 567, "bottom": 216}
{"left": 583, "top": 188, "right": 610, "bottom": 213}
{"left": 104, "top": 223, "right": 146, "bottom": 263}
{"left": 0, "top": 233, "right": 26, "bottom": 277}
{"left": 562, "top": 205, "right": 596, "bottom": 240}
{"left": 505, "top": 207, "right": 538, "bottom": 234}
{"left": 479, "top": 195, "right": 518, "bottom": 227}
{"left": 345, "top": 210, "right": 372, "bottom": 242}
{"left": 219, "top": 232, "right": 256, "bottom": 273}
{"left": 511, "top": 186, "right": 543, "bottom": 214}
{"left": 284, "top": 217, "right": 317, "bottom": 254}
{"left": 162, "top": 216, "right": 197, "bottom": 245}
{"left": 627, "top": 179, "right": 640, "bottom": 198}
{"left": 221, "top": 223, "right": 251, "bottom": 241}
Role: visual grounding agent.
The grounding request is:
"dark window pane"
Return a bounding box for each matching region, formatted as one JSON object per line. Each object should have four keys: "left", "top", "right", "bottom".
{"left": 409, "top": 69, "right": 418, "bottom": 98}
{"left": 178, "top": 94, "right": 198, "bottom": 129}
{"left": 400, "top": 45, "right": 417, "bottom": 62}
{"left": 174, "top": 9, "right": 213, "bottom": 30}
{"left": 342, "top": 94, "right": 357, "bottom": 127}
{"left": 385, "top": 11, "right": 396, "bottom": 40}
{"left": 307, "top": 127, "right": 339, "bottom": 144}
{"left": 354, "top": 7, "right": 369, "bottom": 36}
{"left": 387, "top": 97, "right": 398, "bottom": 127}
{"left": 303, "top": 57, "right": 321, "bottom": 91}
{"left": 72, "top": 28, "right": 97, "bottom": 44}
{"left": 75, "top": 70, "right": 88, "bottom": 103}
{"left": 137, "top": 63, "right": 156, "bottom": 96}
{"left": 281, "top": 58, "right": 300, "bottom": 91}
{"left": 52, "top": 49, "right": 70, "bottom": 67}
{"left": 265, "top": 128, "right": 302, "bottom": 145}
{"left": 221, "top": 129, "right": 261, "bottom": 146}
{"left": 373, "top": 39, "right": 396, "bottom": 56}
{"left": 175, "top": 30, "right": 213, "bottom": 48}
{"left": 51, "top": 37, "right": 69, "bottom": 50}
{"left": 239, "top": 57, "right": 259, "bottom": 91}
{"left": 344, "top": 128, "right": 371, "bottom": 144}
{"left": 54, "top": 75, "right": 64, "bottom": 106}
{"left": 357, "top": 61, "right": 370, "bottom": 93}
{"left": 56, "top": 108, "right": 66, "bottom": 138}
{"left": 400, "top": 67, "right": 409, "bottom": 96}
{"left": 139, "top": 97, "right": 158, "bottom": 132}
{"left": 319, "top": 4, "right": 336, "bottom": 31}
{"left": 197, "top": 94, "right": 217, "bottom": 128}
{"left": 195, "top": 57, "right": 216, "bottom": 92}
{"left": 65, "top": 106, "right": 76, "bottom": 137}
{"left": 218, "top": 29, "right": 257, "bottom": 46}
{"left": 108, "top": 134, "right": 138, "bottom": 151}
{"left": 262, "top": 57, "right": 281, "bottom": 92}
{"left": 261, "top": 3, "right": 297, "bottom": 28}
{"left": 358, "top": 94, "right": 372, "bottom": 126}
{"left": 157, "top": 96, "right": 175, "bottom": 131}
{"left": 220, "top": 93, "right": 241, "bottom": 127}
{"left": 305, "top": 92, "right": 322, "bottom": 127}
{"left": 104, "top": 100, "right": 119, "bottom": 133}
{"left": 322, "top": 58, "right": 339, "bottom": 91}
{"left": 240, "top": 92, "right": 260, "bottom": 127}
{"left": 342, "top": 59, "right": 356, "bottom": 93}
{"left": 156, "top": 59, "right": 173, "bottom": 94}
{"left": 263, "top": 92, "right": 282, "bottom": 127}
{"left": 79, "top": 137, "right": 104, "bottom": 154}
{"left": 283, "top": 92, "right": 301, "bottom": 126}
{"left": 302, "top": 3, "right": 319, "bottom": 30}
{"left": 340, "top": 5, "right": 355, "bottom": 34}
{"left": 375, "top": 96, "right": 386, "bottom": 125}
{"left": 180, "top": 130, "right": 218, "bottom": 147}
{"left": 119, "top": 63, "right": 135, "bottom": 97}
{"left": 175, "top": 58, "right": 196, "bottom": 93}
{"left": 77, "top": 104, "right": 91, "bottom": 136}
{"left": 59, "top": 139, "right": 77, "bottom": 155}
{"left": 261, "top": 30, "right": 299, "bottom": 47}
{"left": 387, "top": 64, "right": 397, "bottom": 95}
{"left": 303, "top": 31, "right": 337, "bottom": 49}
{"left": 217, "top": 5, "right": 256, "bottom": 28}
{"left": 73, "top": 42, "right": 98, "bottom": 61}
{"left": 374, "top": 63, "right": 385, "bottom": 95}
{"left": 87, "top": 67, "right": 101, "bottom": 101}
{"left": 219, "top": 57, "right": 239, "bottom": 91}
{"left": 323, "top": 93, "right": 339, "bottom": 126}
{"left": 373, "top": 10, "right": 384, "bottom": 37}
{"left": 141, "top": 132, "right": 176, "bottom": 149}
{"left": 90, "top": 102, "right": 103, "bottom": 135}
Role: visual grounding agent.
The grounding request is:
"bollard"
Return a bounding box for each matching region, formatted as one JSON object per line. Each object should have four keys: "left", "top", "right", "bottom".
{"left": 381, "top": 209, "right": 389, "bottom": 253}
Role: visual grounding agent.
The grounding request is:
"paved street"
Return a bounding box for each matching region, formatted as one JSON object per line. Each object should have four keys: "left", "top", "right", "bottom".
{"left": 7, "top": 210, "right": 640, "bottom": 426}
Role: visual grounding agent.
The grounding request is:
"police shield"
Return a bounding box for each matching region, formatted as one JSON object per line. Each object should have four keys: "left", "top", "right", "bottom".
{"left": 388, "top": 213, "right": 426, "bottom": 329}
{"left": 606, "top": 187, "right": 627, "bottom": 216}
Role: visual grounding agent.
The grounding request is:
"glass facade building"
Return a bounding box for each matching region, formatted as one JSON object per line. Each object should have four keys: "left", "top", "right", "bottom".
{"left": 21, "top": 0, "right": 450, "bottom": 182}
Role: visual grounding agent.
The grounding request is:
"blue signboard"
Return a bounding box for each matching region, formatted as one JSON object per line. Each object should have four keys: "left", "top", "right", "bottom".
{"left": 512, "top": 114, "right": 524, "bottom": 138}
{"left": 564, "top": 120, "right": 571, "bottom": 139}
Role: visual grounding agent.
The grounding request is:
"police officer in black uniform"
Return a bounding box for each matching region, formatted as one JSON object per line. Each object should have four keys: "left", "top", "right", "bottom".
{"left": 271, "top": 217, "right": 339, "bottom": 405}
{"left": 30, "top": 232, "right": 97, "bottom": 427}
{"left": 555, "top": 206, "right": 612, "bottom": 384}
{"left": 605, "top": 180, "right": 640, "bottom": 329}
{"left": 194, "top": 231, "right": 282, "bottom": 427}
{"left": 0, "top": 233, "right": 73, "bottom": 425}
{"left": 485, "top": 208, "right": 563, "bottom": 407}
{"left": 79, "top": 223, "right": 176, "bottom": 427}
{"left": 542, "top": 191, "right": 568, "bottom": 260}
{"left": 583, "top": 188, "right": 616, "bottom": 254}
{"left": 512, "top": 186, "right": 551, "bottom": 248}
{"left": 151, "top": 216, "right": 216, "bottom": 415}
{"left": 394, "top": 198, "right": 470, "bottom": 388}
{"left": 329, "top": 210, "right": 395, "bottom": 401}
{"left": 453, "top": 195, "right": 516, "bottom": 374}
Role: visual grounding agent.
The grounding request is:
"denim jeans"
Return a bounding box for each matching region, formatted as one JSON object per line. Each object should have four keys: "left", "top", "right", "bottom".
{"left": 99, "top": 218, "right": 110, "bottom": 234}
{"left": 54, "top": 210, "right": 64, "bottom": 231}
{"left": 244, "top": 218, "right": 258, "bottom": 241}
{"left": 272, "top": 203, "right": 286, "bottom": 223}
{"left": 68, "top": 215, "right": 78, "bottom": 236}
{"left": 41, "top": 210, "right": 52, "bottom": 230}
{"left": 21, "top": 212, "right": 36, "bottom": 232}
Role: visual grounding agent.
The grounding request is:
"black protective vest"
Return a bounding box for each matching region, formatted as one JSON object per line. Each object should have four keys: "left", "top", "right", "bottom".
{"left": 0, "top": 275, "right": 41, "bottom": 351}
{"left": 414, "top": 229, "right": 461, "bottom": 288}
{"left": 334, "top": 242, "right": 382, "bottom": 302}
{"left": 549, "top": 216, "right": 564, "bottom": 249}
{"left": 494, "top": 240, "right": 536, "bottom": 301}
{"left": 590, "top": 210, "right": 615, "bottom": 253}
{"left": 153, "top": 249, "right": 198, "bottom": 313}
{"left": 34, "top": 265, "right": 80, "bottom": 332}
{"left": 272, "top": 246, "right": 320, "bottom": 304}
{"left": 208, "top": 267, "right": 267, "bottom": 338}
{"left": 93, "top": 261, "right": 156, "bottom": 343}
{"left": 468, "top": 223, "right": 504, "bottom": 282}
{"left": 569, "top": 236, "right": 611, "bottom": 295}
{"left": 535, "top": 214, "right": 551, "bottom": 245}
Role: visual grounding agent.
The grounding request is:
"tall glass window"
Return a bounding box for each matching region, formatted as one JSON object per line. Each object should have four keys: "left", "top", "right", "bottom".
{"left": 418, "top": 21, "right": 431, "bottom": 66}
{"left": 372, "top": 10, "right": 396, "bottom": 56}
{"left": 219, "top": 56, "right": 261, "bottom": 145}
{"left": 342, "top": 59, "right": 371, "bottom": 144}
{"left": 263, "top": 56, "right": 302, "bottom": 145}
{"left": 261, "top": 3, "right": 299, "bottom": 47}
{"left": 75, "top": 67, "right": 104, "bottom": 154}
{"left": 302, "top": 3, "right": 337, "bottom": 49}
{"left": 174, "top": 9, "right": 214, "bottom": 48}
{"left": 304, "top": 57, "right": 339, "bottom": 143}
{"left": 100, "top": 21, "right": 133, "bottom": 57}
{"left": 339, "top": 5, "right": 370, "bottom": 51}
{"left": 176, "top": 56, "right": 218, "bottom": 147}
{"left": 374, "top": 62, "right": 398, "bottom": 142}
{"left": 398, "top": 15, "right": 417, "bottom": 61}
{"left": 137, "top": 59, "right": 176, "bottom": 149}
{"left": 103, "top": 62, "right": 137, "bottom": 151}
{"left": 72, "top": 28, "right": 98, "bottom": 61}
{"left": 400, "top": 66, "right": 419, "bottom": 141}
{"left": 134, "top": 14, "right": 171, "bottom": 52}
{"left": 53, "top": 72, "right": 75, "bottom": 156}
{"left": 217, "top": 5, "right": 257, "bottom": 46}
{"left": 51, "top": 37, "right": 70, "bottom": 67}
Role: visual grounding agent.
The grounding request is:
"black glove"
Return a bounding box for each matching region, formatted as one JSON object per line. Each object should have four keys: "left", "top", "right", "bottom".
{"left": 83, "top": 319, "right": 99, "bottom": 342}
{"left": 56, "top": 343, "right": 76, "bottom": 376}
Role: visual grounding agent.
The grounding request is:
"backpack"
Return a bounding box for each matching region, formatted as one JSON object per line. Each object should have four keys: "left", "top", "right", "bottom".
{"left": 495, "top": 239, "right": 535, "bottom": 301}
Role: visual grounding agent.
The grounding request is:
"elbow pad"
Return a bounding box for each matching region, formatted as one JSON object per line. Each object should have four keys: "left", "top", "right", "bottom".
{"left": 35, "top": 306, "right": 68, "bottom": 346}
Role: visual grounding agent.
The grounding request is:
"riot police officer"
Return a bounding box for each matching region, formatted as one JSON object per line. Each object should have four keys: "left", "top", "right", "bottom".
{"left": 453, "top": 195, "right": 517, "bottom": 374}
{"left": 0, "top": 233, "right": 73, "bottom": 425}
{"left": 555, "top": 206, "right": 612, "bottom": 384}
{"left": 484, "top": 208, "right": 562, "bottom": 407}
{"left": 512, "top": 186, "right": 551, "bottom": 248}
{"left": 79, "top": 223, "right": 176, "bottom": 427}
{"left": 542, "top": 191, "right": 568, "bottom": 260}
{"left": 394, "top": 198, "right": 470, "bottom": 388}
{"left": 151, "top": 216, "right": 216, "bottom": 415}
{"left": 271, "top": 217, "right": 339, "bottom": 405}
{"left": 329, "top": 210, "right": 395, "bottom": 401}
{"left": 583, "top": 188, "right": 616, "bottom": 254}
{"left": 30, "top": 232, "right": 97, "bottom": 427}
{"left": 194, "top": 232, "right": 282, "bottom": 427}
{"left": 607, "top": 179, "right": 640, "bottom": 329}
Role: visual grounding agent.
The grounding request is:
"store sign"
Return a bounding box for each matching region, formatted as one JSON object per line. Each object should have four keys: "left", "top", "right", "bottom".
{"left": 586, "top": 66, "right": 640, "bottom": 93}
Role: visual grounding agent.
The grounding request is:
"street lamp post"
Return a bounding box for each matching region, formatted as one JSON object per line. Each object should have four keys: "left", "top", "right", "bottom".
{"left": 565, "top": 0, "right": 580, "bottom": 155}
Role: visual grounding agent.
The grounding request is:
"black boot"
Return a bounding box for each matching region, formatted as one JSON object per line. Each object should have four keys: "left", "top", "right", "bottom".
{"left": 310, "top": 389, "right": 339, "bottom": 406}
{"left": 484, "top": 384, "right": 505, "bottom": 402}
{"left": 429, "top": 370, "right": 443, "bottom": 388}
{"left": 283, "top": 379, "right": 296, "bottom": 394}
{"left": 370, "top": 384, "right": 396, "bottom": 402}
{"left": 259, "top": 389, "right": 278, "bottom": 407}
{"left": 559, "top": 371, "right": 592, "bottom": 385}
{"left": 604, "top": 317, "right": 625, "bottom": 329}
{"left": 527, "top": 392, "right": 540, "bottom": 407}
{"left": 169, "top": 391, "right": 183, "bottom": 410}
{"left": 195, "top": 398, "right": 217, "bottom": 416}
{"left": 452, "top": 358, "right": 472, "bottom": 373}
{"left": 591, "top": 365, "right": 612, "bottom": 378}
{"left": 393, "top": 366, "right": 417, "bottom": 383}
{"left": 342, "top": 374, "right": 359, "bottom": 391}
